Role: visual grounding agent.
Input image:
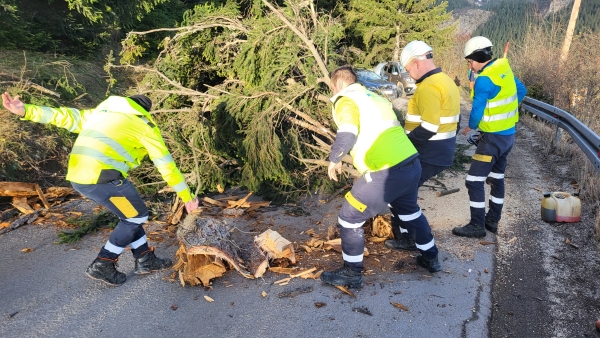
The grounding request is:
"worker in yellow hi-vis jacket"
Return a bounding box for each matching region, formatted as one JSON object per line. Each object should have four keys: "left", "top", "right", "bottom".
{"left": 2, "top": 92, "right": 199, "bottom": 286}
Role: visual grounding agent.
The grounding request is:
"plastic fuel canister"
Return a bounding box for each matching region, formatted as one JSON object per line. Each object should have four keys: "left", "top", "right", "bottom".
{"left": 541, "top": 192, "right": 581, "bottom": 223}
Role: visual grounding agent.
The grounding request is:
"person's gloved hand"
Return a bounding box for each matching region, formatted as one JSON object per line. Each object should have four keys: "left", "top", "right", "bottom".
{"left": 2, "top": 92, "right": 25, "bottom": 116}
{"left": 185, "top": 197, "right": 199, "bottom": 213}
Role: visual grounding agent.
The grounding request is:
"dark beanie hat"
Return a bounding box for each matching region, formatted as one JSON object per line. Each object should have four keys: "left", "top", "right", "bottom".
{"left": 128, "top": 95, "right": 152, "bottom": 112}
{"left": 466, "top": 49, "right": 493, "bottom": 63}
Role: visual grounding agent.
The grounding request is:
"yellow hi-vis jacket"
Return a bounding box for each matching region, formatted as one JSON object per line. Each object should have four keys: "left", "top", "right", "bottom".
{"left": 330, "top": 83, "right": 417, "bottom": 174}
{"left": 471, "top": 58, "right": 519, "bottom": 132}
{"left": 23, "top": 96, "right": 193, "bottom": 202}
{"left": 405, "top": 72, "right": 460, "bottom": 139}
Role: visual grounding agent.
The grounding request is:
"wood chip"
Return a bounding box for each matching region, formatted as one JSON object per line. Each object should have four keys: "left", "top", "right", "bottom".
{"left": 203, "top": 197, "right": 228, "bottom": 207}
{"left": 262, "top": 291, "right": 267, "bottom": 298}
{"left": 479, "top": 241, "right": 497, "bottom": 245}
{"left": 178, "top": 270, "right": 185, "bottom": 287}
{"left": 507, "top": 237, "right": 517, "bottom": 244}
{"left": 300, "top": 245, "right": 312, "bottom": 253}
{"left": 269, "top": 267, "right": 299, "bottom": 274}
{"left": 391, "top": 302, "right": 409, "bottom": 311}
{"left": 20, "top": 248, "right": 34, "bottom": 253}
{"left": 204, "top": 295, "right": 214, "bottom": 302}
{"left": 335, "top": 285, "right": 356, "bottom": 298}
{"left": 274, "top": 277, "right": 292, "bottom": 285}
{"left": 368, "top": 237, "right": 387, "bottom": 243}
{"left": 290, "top": 267, "right": 317, "bottom": 278}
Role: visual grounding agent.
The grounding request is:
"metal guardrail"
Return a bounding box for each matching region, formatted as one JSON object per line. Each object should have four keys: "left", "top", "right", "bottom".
{"left": 520, "top": 96, "right": 600, "bottom": 172}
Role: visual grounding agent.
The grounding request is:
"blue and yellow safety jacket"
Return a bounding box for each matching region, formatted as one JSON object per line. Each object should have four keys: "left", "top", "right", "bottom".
{"left": 469, "top": 58, "right": 527, "bottom": 135}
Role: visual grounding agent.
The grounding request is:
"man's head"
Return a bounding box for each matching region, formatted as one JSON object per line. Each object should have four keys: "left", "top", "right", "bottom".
{"left": 464, "top": 36, "right": 493, "bottom": 72}
{"left": 330, "top": 66, "right": 357, "bottom": 95}
{"left": 128, "top": 95, "right": 152, "bottom": 112}
{"left": 400, "top": 40, "right": 436, "bottom": 80}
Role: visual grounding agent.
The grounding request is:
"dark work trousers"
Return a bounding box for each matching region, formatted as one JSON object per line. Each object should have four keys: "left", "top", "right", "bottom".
{"left": 72, "top": 179, "right": 150, "bottom": 260}
{"left": 390, "top": 161, "right": 448, "bottom": 239}
{"left": 338, "top": 156, "right": 439, "bottom": 272}
{"left": 465, "top": 133, "right": 514, "bottom": 226}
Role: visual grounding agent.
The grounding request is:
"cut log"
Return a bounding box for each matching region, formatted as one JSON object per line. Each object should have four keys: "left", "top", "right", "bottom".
{"left": 255, "top": 229, "right": 296, "bottom": 264}
{"left": 175, "top": 215, "right": 253, "bottom": 286}
{"left": 0, "top": 209, "right": 44, "bottom": 235}
{"left": 34, "top": 185, "right": 50, "bottom": 209}
{"left": 0, "top": 182, "right": 50, "bottom": 209}
{"left": 248, "top": 242, "right": 269, "bottom": 278}
{"left": 11, "top": 197, "right": 34, "bottom": 214}
{"left": 0, "top": 182, "right": 39, "bottom": 197}
{"left": 42, "top": 187, "right": 76, "bottom": 201}
{"left": 371, "top": 215, "right": 393, "bottom": 239}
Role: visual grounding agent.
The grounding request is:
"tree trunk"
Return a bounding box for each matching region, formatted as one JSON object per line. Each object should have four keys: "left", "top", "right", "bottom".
{"left": 393, "top": 24, "right": 401, "bottom": 61}
{"left": 175, "top": 215, "right": 254, "bottom": 286}
{"left": 559, "top": 0, "right": 582, "bottom": 65}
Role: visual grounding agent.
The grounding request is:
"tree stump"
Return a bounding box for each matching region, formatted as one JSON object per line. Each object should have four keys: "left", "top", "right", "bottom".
{"left": 175, "top": 214, "right": 269, "bottom": 286}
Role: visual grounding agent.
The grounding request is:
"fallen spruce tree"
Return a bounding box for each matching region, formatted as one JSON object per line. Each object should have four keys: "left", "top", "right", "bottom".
{"left": 105, "top": 0, "right": 455, "bottom": 201}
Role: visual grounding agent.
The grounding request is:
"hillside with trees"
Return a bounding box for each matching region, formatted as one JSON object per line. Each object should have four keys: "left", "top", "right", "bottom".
{"left": 0, "top": 0, "right": 456, "bottom": 200}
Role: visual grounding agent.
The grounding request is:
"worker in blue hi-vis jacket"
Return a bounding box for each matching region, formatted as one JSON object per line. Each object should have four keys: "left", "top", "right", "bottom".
{"left": 320, "top": 66, "right": 441, "bottom": 289}
{"left": 452, "top": 36, "right": 527, "bottom": 238}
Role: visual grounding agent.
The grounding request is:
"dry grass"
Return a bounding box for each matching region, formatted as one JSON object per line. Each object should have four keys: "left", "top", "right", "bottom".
{"left": 510, "top": 26, "right": 600, "bottom": 236}
{"left": 0, "top": 49, "right": 124, "bottom": 185}
{"left": 437, "top": 27, "right": 600, "bottom": 238}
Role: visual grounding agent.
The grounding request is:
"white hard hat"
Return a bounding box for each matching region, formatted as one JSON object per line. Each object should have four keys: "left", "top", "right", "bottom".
{"left": 400, "top": 40, "right": 433, "bottom": 68}
{"left": 464, "top": 36, "right": 493, "bottom": 58}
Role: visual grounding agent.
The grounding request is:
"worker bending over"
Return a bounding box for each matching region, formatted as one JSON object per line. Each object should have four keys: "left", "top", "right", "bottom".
{"left": 320, "top": 66, "right": 441, "bottom": 289}
{"left": 2, "top": 92, "right": 199, "bottom": 286}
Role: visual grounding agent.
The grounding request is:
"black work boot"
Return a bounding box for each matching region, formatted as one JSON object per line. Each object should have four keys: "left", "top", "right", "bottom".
{"left": 452, "top": 223, "right": 486, "bottom": 238}
{"left": 416, "top": 255, "right": 442, "bottom": 273}
{"left": 384, "top": 236, "right": 418, "bottom": 252}
{"left": 134, "top": 247, "right": 173, "bottom": 275}
{"left": 320, "top": 263, "right": 363, "bottom": 288}
{"left": 485, "top": 219, "right": 499, "bottom": 233}
{"left": 86, "top": 257, "right": 126, "bottom": 286}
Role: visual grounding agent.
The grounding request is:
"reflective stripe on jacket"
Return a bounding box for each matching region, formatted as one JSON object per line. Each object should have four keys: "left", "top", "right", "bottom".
{"left": 330, "top": 83, "right": 417, "bottom": 174}
{"left": 471, "top": 58, "right": 519, "bottom": 132}
{"left": 405, "top": 72, "right": 460, "bottom": 140}
{"left": 23, "top": 96, "right": 193, "bottom": 202}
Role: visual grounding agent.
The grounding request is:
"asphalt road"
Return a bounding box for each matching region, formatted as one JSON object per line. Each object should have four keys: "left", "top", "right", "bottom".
{"left": 0, "top": 200, "right": 495, "bottom": 338}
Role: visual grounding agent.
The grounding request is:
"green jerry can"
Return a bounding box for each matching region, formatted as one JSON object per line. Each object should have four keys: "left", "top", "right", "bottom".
{"left": 541, "top": 192, "right": 581, "bottom": 223}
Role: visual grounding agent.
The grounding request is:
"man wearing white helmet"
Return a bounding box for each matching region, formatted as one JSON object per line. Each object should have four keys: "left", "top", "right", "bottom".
{"left": 452, "top": 36, "right": 527, "bottom": 238}
{"left": 384, "top": 40, "right": 460, "bottom": 252}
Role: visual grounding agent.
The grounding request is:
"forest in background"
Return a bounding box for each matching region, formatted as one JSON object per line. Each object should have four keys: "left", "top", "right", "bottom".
{"left": 0, "top": 0, "right": 599, "bottom": 207}
{"left": 0, "top": 0, "right": 455, "bottom": 201}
